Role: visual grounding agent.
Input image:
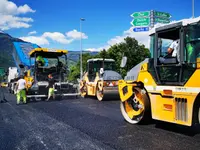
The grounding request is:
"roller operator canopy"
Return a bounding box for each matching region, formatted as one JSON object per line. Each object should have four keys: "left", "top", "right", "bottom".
{"left": 29, "top": 48, "right": 68, "bottom": 58}
{"left": 149, "top": 17, "right": 200, "bottom": 39}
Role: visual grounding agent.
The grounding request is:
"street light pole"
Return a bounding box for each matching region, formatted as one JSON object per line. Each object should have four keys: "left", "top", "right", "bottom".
{"left": 80, "top": 18, "right": 85, "bottom": 80}
{"left": 192, "top": 0, "right": 195, "bottom": 18}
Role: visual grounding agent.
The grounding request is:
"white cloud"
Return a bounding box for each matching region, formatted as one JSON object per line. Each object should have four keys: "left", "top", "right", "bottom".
{"left": 0, "top": 0, "right": 17, "bottom": 15}
{"left": 20, "top": 36, "right": 49, "bottom": 45}
{"left": 20, "top": 29, "right": 88, "bottom": 46}
{"left": 86, "top": 16, "right": 200, "bottom": 52}
{"left": 17, "top": 4, "right": 35, "bottom": 14}
{"left": 124, "top": 27, "right": 150, "bottom": 47}
{"left": 85, "top": 48, "right": 99, "bottom": 52}
{"left": 0, "top": 0, "right": 35, "bottom": 30}
{"left": 42, "top": 32, "right": 73, "bottom": 44}
{"left": 85, "top": 26, "right": 152, "bottom": 52}
{"left": 107, "top": 27, "right": 150, "bottom": 48}
{"left": 86, "top": 45, "right": 110, "bottom": 52}
{"left": 28, "top": 31, "right": 37, "bottom": 35}
{"left": 66, "top": 29, "right": 88, "bottom": 39}
{"left": 107, "top": 36, "right": 126, "bottom": 46}
{"left": 0, "top": 0, "right": 35, "bottom": 15}
{"left": 86, "top": 17, "right": 195, "bottom": 52}
{"left": 0, "top": 14, "right": 33, "bottom": 30}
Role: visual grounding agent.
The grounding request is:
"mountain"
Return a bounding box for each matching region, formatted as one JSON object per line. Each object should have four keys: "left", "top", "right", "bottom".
{"left": 67, "top": 51, "right": 98, "bottom": 62}
{"left": 0, "top": 32, "right": 99, "bottom": 70}
{"left": 0, "top": 33, "right": 26, "bottom": 69}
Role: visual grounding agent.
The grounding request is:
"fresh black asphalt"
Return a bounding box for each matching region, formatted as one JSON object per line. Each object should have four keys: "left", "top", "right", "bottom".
{"left": 1, "top": 88, "right": 200, "bottom": 150}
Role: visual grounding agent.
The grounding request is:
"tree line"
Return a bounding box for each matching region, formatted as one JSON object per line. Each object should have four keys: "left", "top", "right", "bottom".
{"left": 67, "top": 36, "right": 150, "bottom": 82}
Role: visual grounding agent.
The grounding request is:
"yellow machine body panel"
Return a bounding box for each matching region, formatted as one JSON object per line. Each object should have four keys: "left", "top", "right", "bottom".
{"left": 148, "top": 92, "right": 195, "bottom": 126}
{"left": 23, "top": 70, "right": 34, "bottom": 90}
{"left": 82, "top": 72, "right": 100, "bottom": 96}
{"left": 119, "top": 62, "right": 199, "bottom": 126}
{"left": 80, "top": 58, "right": 122, "bottom": 101}
{"left": 185, "top": 69, "right": 200, "bottom": 87}
{"left": 118, "top": 18, "right": 200, "bottom": 126}
{"left": 26, "top": 47, "right": 67, "bottom": 88}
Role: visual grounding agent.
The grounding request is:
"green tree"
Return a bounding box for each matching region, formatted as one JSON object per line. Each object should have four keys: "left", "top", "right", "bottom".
{"left": 106, "top": 36, "right": 150, "bottom": 77}
{"left": 67, "top": 53, "right": 98, "bottom": 82}
{"left": 67, "top": 36, "right": 150, "bottom": 81}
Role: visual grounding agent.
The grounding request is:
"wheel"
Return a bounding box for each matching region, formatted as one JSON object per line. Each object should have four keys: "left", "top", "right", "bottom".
{"left": 192, "top": 102, "right": 200, "bottom": 126}
{"left": 96, "top": 87, "right": 104, "bottom": 101}
{"left": 120, "top": 87, "right": 151, "bottom": 124}
{"left": 41, "top": 97, "right": 47, "bottom": 101}
{"left": 80, "top": 81, "right": 87, "bottom": 98}
{"left": 80, "top": 86, "right": 87, "bottom": 98}
{"left": 198, "top": 108, "right": 200, "bottom": 124}
{"left": 192, "top": 98, "right": 200, "bottom": 125}
{"left": 96, "top": 82, "right": 104, "bottom": 101}
{"left": 35, "top": 97, "right": 41, "bottom": 101}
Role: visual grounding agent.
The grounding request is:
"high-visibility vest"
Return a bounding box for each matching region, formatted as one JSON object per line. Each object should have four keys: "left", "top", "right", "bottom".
{"left": 36, "top": 56, "right": 45, "bottom": 64}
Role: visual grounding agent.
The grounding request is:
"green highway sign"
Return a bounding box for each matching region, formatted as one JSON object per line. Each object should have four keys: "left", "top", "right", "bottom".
{"left": 131, "top": 11, "right": 150, "bottom": 18}
{"left": 154, "top": 11, "right": 171, "bottom": 18}
{"left": 155, "top": 18, "right": 170, "bottom": 23}
{"left": 131, "top": 18, "right": 150, "bottom": 26}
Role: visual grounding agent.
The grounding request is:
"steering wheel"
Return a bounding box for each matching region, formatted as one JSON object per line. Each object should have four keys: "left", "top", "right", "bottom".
{"left": 163, "top": 52, "right": 173, "bottom": 58}
{"left": 164, "top": 53, "right": 170, "bottom": 58}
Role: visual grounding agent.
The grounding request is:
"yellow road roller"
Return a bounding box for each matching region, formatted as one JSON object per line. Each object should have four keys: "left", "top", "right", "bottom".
{"left": 80, "top": 58, "right": 122, "bottom": 101}
{"left": 118, "top": 17, "right": 200, "bottom": 126}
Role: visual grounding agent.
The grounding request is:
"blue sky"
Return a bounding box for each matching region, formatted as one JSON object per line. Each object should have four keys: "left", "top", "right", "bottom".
{"left": 1, "top": 0, "right": 200, "bottom": 51}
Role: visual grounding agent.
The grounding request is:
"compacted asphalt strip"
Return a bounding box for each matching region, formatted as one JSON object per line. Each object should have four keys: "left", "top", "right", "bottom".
{"left": 1, "top": 88, "right": 200, "bottom": 150}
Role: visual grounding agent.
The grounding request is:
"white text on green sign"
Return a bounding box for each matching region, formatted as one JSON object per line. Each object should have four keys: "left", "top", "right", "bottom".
{"left": 131, "top": 11, "right": 150, "bottom": 18}
{"left": 155, "top": 18, "right": 170, "bottom": 23}
{"left": 131, "top": 18, "right": 150, "bottom": 26}
{"left": 154, "top": 11, "right": 171, "bottom": 18}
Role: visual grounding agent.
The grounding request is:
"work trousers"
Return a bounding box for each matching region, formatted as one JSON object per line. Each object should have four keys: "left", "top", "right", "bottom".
{"left": 48, "top": 88, "right": 54, "bottom": 97}
{"left": 16, "top": 89, "right": 26, "bottom": 104}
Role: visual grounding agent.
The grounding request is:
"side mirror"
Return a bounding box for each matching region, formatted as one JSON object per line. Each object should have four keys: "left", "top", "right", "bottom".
{"left": 100, "top": 68, "right": 104, "bottom": 75}
{"left": 120, "top": 56, "right": 127, "bottom": 68}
